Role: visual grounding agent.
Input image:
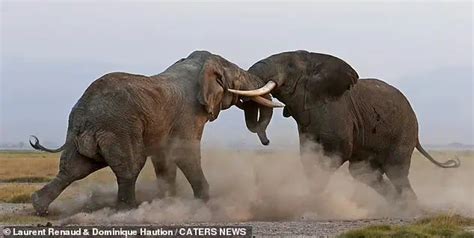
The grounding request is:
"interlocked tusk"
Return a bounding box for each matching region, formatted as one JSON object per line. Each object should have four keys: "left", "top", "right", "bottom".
{"left": 228, "top": 81, "right": 277, "bottom": 96}
{"left": 251, "top": 96, "right": 284, "bottom": 108}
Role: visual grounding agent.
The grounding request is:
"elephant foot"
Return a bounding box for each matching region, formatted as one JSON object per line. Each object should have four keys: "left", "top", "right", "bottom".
{"left": 156, "top": 189, "right": 176, "bottom": 199}
{"left": 31, "top": 192, "right": 49, "bottom": 216}
{"left": 156, "top": 180, "right": 177, "bottom": 199}
{"left": 200, "top": 195, "right": 210, "bottom": 203}
{"left": 195, "top": 190, "right": 210, "bottom": 202}
{"left": 115, "top": 200, "right": 139, "bottom": 211}
{"left": 167, "top": 186, "right": 177, "bottom": 198}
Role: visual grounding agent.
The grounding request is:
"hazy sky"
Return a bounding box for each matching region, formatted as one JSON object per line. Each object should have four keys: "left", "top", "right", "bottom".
{"left": 1, "top": 1, "right": 472, "bottom": 148}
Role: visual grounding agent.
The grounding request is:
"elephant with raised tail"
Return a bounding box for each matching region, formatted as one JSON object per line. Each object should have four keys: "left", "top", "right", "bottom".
{"left": 232, "top": 50, "right": 460, "bottom": 204}
{"left": 29, "top": 50, "right": 282, "bottom": 216}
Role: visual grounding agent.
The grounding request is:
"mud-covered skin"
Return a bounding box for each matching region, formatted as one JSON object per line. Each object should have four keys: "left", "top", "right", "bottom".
{"left": 30, "top": 51, "right": 271, "bottom": 216}
{"left": 248, "top": 50, "right": 459, "bottom": 205}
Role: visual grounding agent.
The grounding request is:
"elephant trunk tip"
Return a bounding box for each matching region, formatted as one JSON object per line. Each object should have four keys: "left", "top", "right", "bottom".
{"left": 258, "top": 131, "right": 270, "bottom": 146}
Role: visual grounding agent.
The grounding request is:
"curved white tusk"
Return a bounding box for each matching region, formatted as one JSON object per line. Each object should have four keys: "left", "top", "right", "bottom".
{"left": 228, "top": 81, "right": 277, "bottom": 96}
{"left": 251, "top": 96, "right": 284, "bottom": 108}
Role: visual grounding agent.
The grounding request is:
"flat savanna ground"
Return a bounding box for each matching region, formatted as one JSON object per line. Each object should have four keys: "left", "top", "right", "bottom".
{"left": 0, "top": 149, "right": 473, "bottom": 237}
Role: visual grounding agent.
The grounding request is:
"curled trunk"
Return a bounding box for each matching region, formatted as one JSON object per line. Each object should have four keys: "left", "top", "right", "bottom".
{"left": 242, "top": 95, "right": 273, "bottom": 146}
{"left": 235, "top": 70, "right": 274, "bottom": 146}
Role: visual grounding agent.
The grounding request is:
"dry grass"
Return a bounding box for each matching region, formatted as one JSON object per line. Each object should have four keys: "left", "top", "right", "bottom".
{"left": 0, "top": 150, "right": 159, "bottom": 183}
{"left": 0, "top": 177, "right": 52, "bottom": 183}
{"left": 0, "top": 214, "right": 50, "bottom": 224}
{"left": 417, "top": 214, "right": 474, "bottom": 227}
{"left": 0, "top": 151, "right": 58, "bottom": 181}
{"left": 339, "top": 214, "right": 474, "bottom": 238}
{"left": 0, "top": 150, "right": 160, "bottom": 206}
{"left": 0, "top": 184, "right": 42, "bottom": 203}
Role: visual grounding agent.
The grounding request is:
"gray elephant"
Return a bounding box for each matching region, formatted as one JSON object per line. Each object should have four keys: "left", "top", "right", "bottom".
{"left": 29, "top": 50, "right": 282, "bottom": 216}
{"left": 231, "top": 50, "right": 460, "bottom": 204}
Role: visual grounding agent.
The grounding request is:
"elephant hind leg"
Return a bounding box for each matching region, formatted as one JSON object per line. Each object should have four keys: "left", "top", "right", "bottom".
{"left": 99, "top": 133, "right": 147, "bottom": 209}
{"left": 387, "top": 172, "right": 417, "bottom": 202}
{"left": 385, "top": 168, "right": 418, "bottom": 213}
{"left": 348, "top": 160, "right": 393, "bottom": 202}
{"left": 151, "top": 152, "right": 177, "bottom": 198}
{"left": 32, "top": 148, "right": 106, "bottom": 216}
{"left": 384, "top": 155, "right": 417, "bottom": 204}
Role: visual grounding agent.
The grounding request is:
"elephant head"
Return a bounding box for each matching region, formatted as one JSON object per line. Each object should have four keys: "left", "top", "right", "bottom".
{"left": 192, "top": 51, "right": 283, "bottom": 145}
{"left": 228, "top": 50, "right": 358, "bottom": 125}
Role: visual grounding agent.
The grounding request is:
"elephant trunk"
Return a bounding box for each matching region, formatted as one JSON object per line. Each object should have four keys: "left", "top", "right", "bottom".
{"left": 242, "top": 98, "right": 273, "bottom": 146}
{"left": 236, "top": 71, "right": 275, "bottom": 146}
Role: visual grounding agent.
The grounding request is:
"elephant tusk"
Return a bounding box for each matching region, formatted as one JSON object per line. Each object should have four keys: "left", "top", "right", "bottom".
{"left": 251, "top": 96, "right": 284, "bottom": 108}
{"left": 228, "top": 81, "right": 277, "bottom": 96}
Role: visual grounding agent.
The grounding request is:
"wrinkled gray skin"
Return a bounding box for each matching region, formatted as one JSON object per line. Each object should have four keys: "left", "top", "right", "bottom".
{"left": 29, "top": 51, "right": 273, "bottom": 216}
{"left": 247, "top": 50, "right": 460, "bottom": 204}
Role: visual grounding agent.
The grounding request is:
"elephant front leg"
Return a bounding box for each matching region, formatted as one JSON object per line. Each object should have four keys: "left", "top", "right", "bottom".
{"left": 300, "top": 151, "right": 340, "bottom": 195}
{"left": 171, "top": 140, "right": 209, "bottom": 201}
{"left": 299, "top": 133, "right": 345, "bottom": 195}
{"left": 178, "top": 161, "right": 209, "bottom": 201}
{"left": 151, "top": 153, "right": 177, "bottom": 198}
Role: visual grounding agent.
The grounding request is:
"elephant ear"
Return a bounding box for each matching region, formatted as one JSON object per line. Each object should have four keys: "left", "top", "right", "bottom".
{"left": 304, "top": 58, "right": 358, "bottom": 110}
{"left": 197, "top": 59, "right": 225, "bottom": 121}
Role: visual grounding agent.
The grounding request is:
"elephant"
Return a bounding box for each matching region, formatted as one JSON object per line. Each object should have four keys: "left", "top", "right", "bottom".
{"left": 231, "top": 50, "right": 460, "bottom": 204}
{"left": 29, "top": 50, "right": 282, "bottom": 216}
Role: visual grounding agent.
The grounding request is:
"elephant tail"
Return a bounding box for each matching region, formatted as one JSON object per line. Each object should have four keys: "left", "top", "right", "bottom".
{"left": 29, "top": 135, "right": 68, "bottom": 153}
{"left": 416, "top": 140, "right": 460, "bottom": 168}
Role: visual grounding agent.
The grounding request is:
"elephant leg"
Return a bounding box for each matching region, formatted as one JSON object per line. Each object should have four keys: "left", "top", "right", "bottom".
{"left": 100, "top": 135, "right": 147, "bottom": 210}
{"left": 32, "top": 148, "right": 105, "bottom": 216}
{"left": 384, "top": 150, "right": 417, "bottom": 205}
{"left": 171, "top": 140, "right": 209, "bottom": 201}
{"left": 348, "top": 160, "right": 393, "bottom": 202}
{"left": 387, "top": 173, "right": 417, "bottom": 203}
{"left": 299, "top": 134, "right": 345, "bottom": 194}
{"left": 301, "top": 153, "right": 341, "bottom": 195}
{"left": 151, "top": 151, "right": 177, "bottom": 198}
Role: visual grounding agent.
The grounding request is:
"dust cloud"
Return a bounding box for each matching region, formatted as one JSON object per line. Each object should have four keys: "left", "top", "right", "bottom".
{"left": 59, "top": 145, "right": 474, "bottom": 224}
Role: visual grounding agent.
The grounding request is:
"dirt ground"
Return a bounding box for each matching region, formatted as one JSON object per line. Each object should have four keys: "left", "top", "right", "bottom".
{"left": 0, "top": 149, "right": 472, "bottom": 236}
{"left": 0, "top": 203, "right": 412, "bottom": 237}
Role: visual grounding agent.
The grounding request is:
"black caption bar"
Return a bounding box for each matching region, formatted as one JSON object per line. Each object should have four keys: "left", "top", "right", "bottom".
{"left": 0, "top": 226, "right": 252, "bottom": 238}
